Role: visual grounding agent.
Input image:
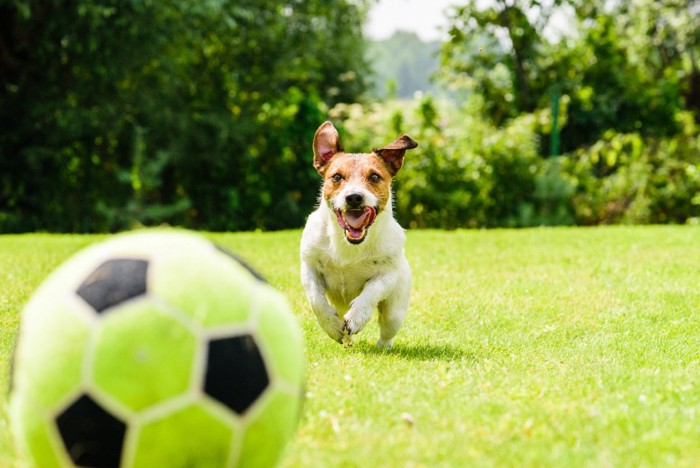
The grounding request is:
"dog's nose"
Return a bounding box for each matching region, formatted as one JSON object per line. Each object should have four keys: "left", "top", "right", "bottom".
{"left": 345, "top": 193, "right": 364, "bottom": 209}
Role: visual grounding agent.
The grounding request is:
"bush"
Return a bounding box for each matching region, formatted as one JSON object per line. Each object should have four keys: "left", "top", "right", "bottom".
{"left": 566, "top": 112, "right": 700, "bottom": 225}
{"left": 331, "top": 98, "right": 699, "bottom": 229}
{"left": 331, "top": 96, "right": 548, "bottom": 228}
{"left": 0, "top": 0, "right": 369, "bottom": 233}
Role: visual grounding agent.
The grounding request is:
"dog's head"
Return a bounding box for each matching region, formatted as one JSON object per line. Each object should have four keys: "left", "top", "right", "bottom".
{"left": 312, "top": 121, "right": 418, "bottom": 245}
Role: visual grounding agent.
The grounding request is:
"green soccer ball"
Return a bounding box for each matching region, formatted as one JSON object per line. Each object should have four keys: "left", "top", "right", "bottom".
{"left": 9, "top": 230, "right": 304, "bottom": 468}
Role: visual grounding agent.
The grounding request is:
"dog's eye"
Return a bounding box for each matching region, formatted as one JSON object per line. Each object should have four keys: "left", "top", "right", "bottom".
{"left": 369, "top": 173, "right": 382, "bottom": 183}
{"left": 331, "top": 173, "right": 343, "bottom": 183}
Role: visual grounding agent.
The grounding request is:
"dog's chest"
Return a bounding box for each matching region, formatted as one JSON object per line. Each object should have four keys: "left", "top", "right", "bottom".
{"left": 317, "top": 254, "right": 393, "bottom": 305}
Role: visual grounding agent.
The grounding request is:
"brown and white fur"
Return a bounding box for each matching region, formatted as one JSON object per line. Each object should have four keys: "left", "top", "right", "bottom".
{"left": 300, "top": 121, "right": 418, "bottom": 347}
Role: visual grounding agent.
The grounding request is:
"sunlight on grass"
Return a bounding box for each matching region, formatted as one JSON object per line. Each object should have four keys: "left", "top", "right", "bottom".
{"left": 1, "top": 227, "right": 698, "bottom": 466}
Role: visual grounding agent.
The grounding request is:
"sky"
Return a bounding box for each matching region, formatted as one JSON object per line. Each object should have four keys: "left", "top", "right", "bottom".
{"left": 364, "top": 0, "right": 575, "bottom": 43}
{"left": 364, "top": 0, "right": 456, "bottom": 42}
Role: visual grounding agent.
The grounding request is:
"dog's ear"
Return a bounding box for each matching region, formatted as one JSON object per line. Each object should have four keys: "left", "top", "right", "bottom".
{"left": 313, "top": 121, "right": 343, "bottom": 174}
{"left": 374, "top": 134, "right": 418, "bottom": 175}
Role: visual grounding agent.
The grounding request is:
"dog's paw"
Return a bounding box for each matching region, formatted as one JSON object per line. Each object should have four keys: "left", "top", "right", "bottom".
{"left": 343, "top": 308, "right": 371, "bottom": 336}
{"left": 318, "top": 313, "right": 344, "bottom": 343}
{"left": 376, "top": 338, "right": 393, "bottom": 348}
{"left": 341, "top": 330, "right": 354, "bottom": 348}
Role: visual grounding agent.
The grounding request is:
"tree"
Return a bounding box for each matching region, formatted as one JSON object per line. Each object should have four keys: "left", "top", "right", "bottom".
{"left": 441, "top": 0, "right": 565, "bottom": 124}
{"left": 556, "top": 0, "right": 698, "bottom": 150}
{"left": 441, "top": 0, "right": 698, "bottom": 150}
{"left": 0, "top": 0, "right": 371, "bottom": 232}
{"left": 367, "top": 31, "right": 442, "bottom": 99}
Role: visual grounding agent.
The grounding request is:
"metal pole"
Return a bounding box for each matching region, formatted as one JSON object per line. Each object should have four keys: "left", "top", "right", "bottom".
{"left": 551, "top": 87, "right": 560, "bottom": 157}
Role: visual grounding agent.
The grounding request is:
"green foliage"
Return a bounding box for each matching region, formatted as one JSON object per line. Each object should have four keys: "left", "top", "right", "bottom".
{"left": 332, "top": 95, "right": 698, "bottom": 229}
{"left": 441, "top": 0, "right": 698, "bottom": 152}
{"left": 1, "top": 0, "right": 698, "bottom": 231}
{"left": 367, "top": 31, "right": 443, "bottom": 99}
{"left": 0, "top": 0, "right": 370, "bottom": 232}
{"left": 332, "top": 96, "right": 549, "bottom": 228}
{"left": 442, "top": 0, "right": 561, "bottom": 123}
{"left": 416, "top": 0, "right": 699, "bottom": 228}
{"left": 557, "top": 8, "right": 687, "bottom": 151}
{"left": 566, "top": 112, "right": 700, "bottom": 225}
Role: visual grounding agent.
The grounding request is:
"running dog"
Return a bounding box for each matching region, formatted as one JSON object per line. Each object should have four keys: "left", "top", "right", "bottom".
{"left": 300, "top": 121, "right": 418, "bottom": 347}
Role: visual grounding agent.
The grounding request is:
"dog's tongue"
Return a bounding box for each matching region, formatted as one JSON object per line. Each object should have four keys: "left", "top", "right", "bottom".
{"left": 345, "top": 210, "right": 370, "bottom": 229}
{"left": 335, "top": 207, "right": 377, "bottom": 242}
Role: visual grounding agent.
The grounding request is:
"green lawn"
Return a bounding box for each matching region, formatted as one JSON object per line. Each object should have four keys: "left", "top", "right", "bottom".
{"left": 1, "top": 227, "right": 699, "bottom": 467}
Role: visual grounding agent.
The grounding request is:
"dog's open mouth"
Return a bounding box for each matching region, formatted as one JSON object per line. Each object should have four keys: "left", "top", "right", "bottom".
{"left": 335, "top": 207, "right": 377, "bottom": 244}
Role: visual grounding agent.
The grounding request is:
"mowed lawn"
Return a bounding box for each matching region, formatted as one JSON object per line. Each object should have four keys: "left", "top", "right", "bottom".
{"left": 0, "top": 226, "right": 698, "bottom": 467}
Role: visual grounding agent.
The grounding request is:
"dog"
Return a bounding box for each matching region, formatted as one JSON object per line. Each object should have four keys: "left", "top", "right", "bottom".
{"left": 300, "top": 121, "right": 418, "bottom": 347}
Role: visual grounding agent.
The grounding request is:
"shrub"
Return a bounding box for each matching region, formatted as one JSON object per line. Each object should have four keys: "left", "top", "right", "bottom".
{"left": 566, "top": 112, "right": 700, "bottom": 225}
{"left": 331, "top": 96, "right": 545, "bottom": 228}
{"left": 331, "top": 98, "right": 699, "bottom": 229}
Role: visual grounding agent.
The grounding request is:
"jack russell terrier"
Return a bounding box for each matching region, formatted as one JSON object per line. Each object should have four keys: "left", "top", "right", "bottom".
{"left": 300, "top": 121, "right": 418, "bottom": 347}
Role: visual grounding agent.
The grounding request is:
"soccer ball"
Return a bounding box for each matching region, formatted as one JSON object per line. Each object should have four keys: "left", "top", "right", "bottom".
{"left": 9, "top": 230, "right": 304, "bottom": 468}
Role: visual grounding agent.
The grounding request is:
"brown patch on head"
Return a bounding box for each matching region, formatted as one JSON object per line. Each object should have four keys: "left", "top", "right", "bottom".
{"left": 322, "top": 153, "right": 394, "bottom": 212}
{"left": 312, "top": 120, "right": 418, "bottom": 179}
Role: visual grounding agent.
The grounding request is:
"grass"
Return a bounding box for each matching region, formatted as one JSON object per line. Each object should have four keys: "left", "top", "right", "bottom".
{"left": 1, "top": 226, "right": 699, "bottom": 467}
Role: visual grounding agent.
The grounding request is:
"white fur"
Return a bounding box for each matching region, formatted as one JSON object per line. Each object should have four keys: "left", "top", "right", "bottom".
{"left": 330, "top": 183, "right": 378, "bottom": 211}
{"left": 300, "top": 192, "right": 411, "bottom": 347}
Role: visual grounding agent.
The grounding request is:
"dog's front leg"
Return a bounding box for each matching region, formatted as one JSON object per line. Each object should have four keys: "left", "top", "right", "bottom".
{"left": 344, "top": 270, "right": 400, "bottom": 336}
{"left": 300, "top": 260, "right": 344, "bottom": 343}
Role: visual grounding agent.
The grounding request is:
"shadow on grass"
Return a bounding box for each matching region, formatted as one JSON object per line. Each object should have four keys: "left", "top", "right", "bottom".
{"left": 353, "top": 341, "right": 474, "bottom": 362}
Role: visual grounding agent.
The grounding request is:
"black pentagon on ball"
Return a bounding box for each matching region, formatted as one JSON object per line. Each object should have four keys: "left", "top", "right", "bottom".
{"left": 76, "top": 258, "right": 148, "bottom": 313}
{"left": 55, "top": 394, "right": 127, "bottom": 468}
{"left": 204, "top": 334, "right": 270, "bottom": 414}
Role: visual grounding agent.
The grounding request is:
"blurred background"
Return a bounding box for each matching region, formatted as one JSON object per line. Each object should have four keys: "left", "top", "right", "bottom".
{"left": 0, "top": 0, "right": 698, "bottom": 233}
